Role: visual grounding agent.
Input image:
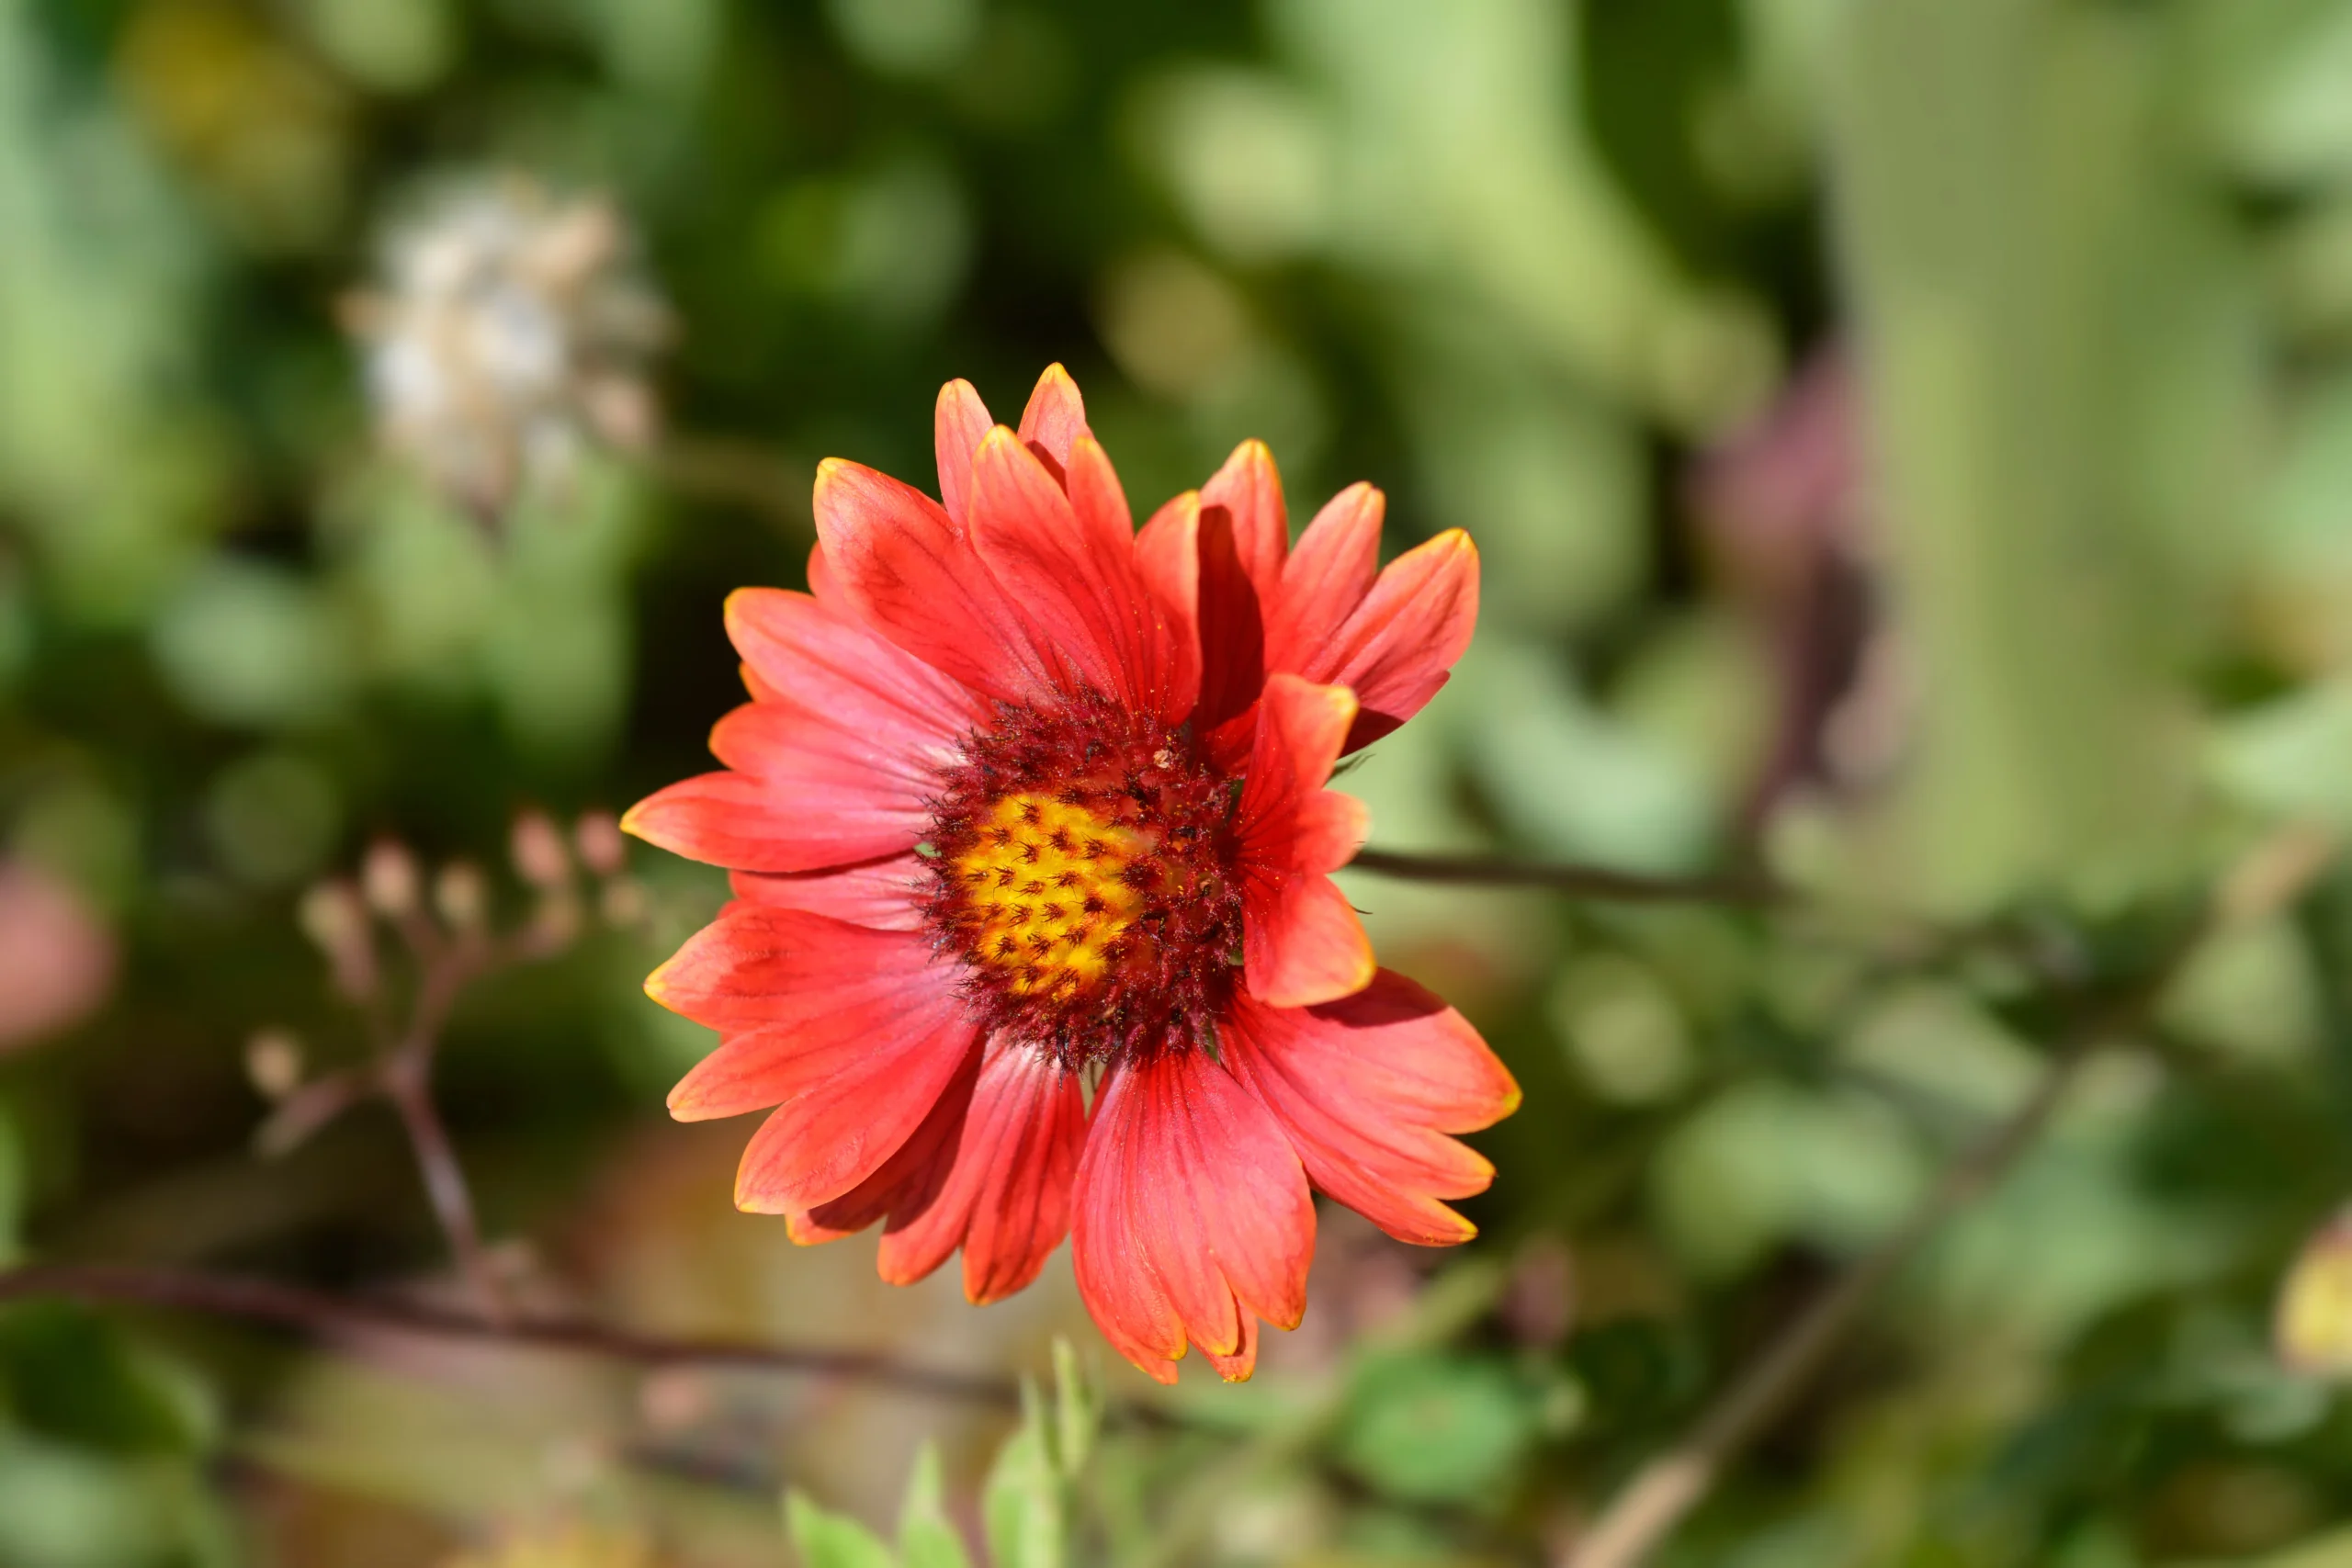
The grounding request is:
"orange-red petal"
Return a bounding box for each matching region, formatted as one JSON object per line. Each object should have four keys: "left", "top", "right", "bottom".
{"left": 1250, "top": 875, "right": 1375, "bottom": 1011}
{"left": 1200, "top": 438, "right": 1288, "bottom": 602}
{"left": 934, "top": 378, "right": 994, "bottom": 526}
{"left": 1193, "top": 501, "right": 1271, "bottom": 743}
{"left": 1135, "top": 491, "right": 1204, "bottom": 689}
{"left": 729, "top": 854, "right": 929, "bottom": 931}
{"left": 1204, "top": 1314, "right": 1261, "bottom": 1382}
{"left": 967, "top": 427, "right": 1182, "bottom": 715}
{"left": 1222, "top": 972, "right": 1519, "bottom": 1247}
{"left": 1071, "top": 1048, "right": 1314, "bottom": 1383}
{"left": 1236, "top": 674, "right": 1374, "bottom": 1008}
{"left": 814, "top": 456, "right": 1053, "bottom": 705}
{"left": 805, "top": 539, "right": 845, "bottom": 606}
{"left": 1064, "top": 434, "right": 1133, "bottom": 551}
{"left": 787, "top": 1043, "right": 982, "bottom": 1245}
{"left": 1266, "top": 482, "right": 1383, "bottom": 670}
{"left": 1015, "top": 363, "right": 1090, "bottom": 479}
{"left": 772, "top": 1033, "right": 1085, "bottom": 1303}
{"left": 1292, "top": 528, "right": 1479, "bottom": 753}
{"left": 724, "top": 588, "right": 988, "bottom": 756}
{"left": 876, "top": 1035, "right": 1089, "bottom": 1301}
{"left": 648, "top": 904, "right": 956, "bottom": 1038}
{"left": 730, "top": 998, "right": 978, "bottom": 1214}
{"left": 623, "top": 761, "right": 917, "bottom": 874}
{"left": 644, "top": 907, "right": 978, "bottom": 1212}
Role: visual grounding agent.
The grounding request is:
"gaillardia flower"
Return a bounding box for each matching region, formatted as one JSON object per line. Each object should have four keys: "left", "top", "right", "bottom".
{"left": 627, "top": 367, "right": 1517, "bottom": 1382}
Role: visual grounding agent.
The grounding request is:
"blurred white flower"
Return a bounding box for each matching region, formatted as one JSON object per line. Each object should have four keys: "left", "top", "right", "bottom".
{"left": 345, "top": 176, "right": 670, "bottom": 519}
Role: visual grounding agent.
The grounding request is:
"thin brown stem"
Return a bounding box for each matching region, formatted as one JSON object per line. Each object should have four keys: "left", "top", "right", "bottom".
{"left": 254, "top": 1066, "right": 379, "bottom": 1160}
{"left": 1348, "top": 849, "right": 1781, "bottom": 906}
{"left": 272, "top": 909, "right": 516, "bottom": 1314}
{"left": 0, "top": 1262, "right": 1032, "bottom": 1412}
{"left": 368, "top": 930, "right": 513, "bottom": 1316}
{"left": 390, "top": 907, "right": 447, "bottom": 970}
{"left": 1560, "top": 929, "right": 2203, "bottom": 1568}
{"left": 382, "top": 1054, "right": 506, "bottom": 1321}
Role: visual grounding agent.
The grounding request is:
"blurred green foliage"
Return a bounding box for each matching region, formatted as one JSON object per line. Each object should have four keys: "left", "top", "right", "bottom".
{"left": 12, "top": 0, "right": 2352, "bottom": 1563}
{"left": 788, "top": 1343, "right": 1098, "bottom": 1568}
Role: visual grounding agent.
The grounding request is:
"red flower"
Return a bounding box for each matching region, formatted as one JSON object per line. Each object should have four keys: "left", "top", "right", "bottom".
{"left": 626, "top": 367, "right": 1516, "bottom": 1382}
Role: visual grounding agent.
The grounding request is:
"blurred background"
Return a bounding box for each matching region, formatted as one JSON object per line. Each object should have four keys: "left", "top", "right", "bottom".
{"left": 13, "top": 0, "right": 2352, "bottom": 1562}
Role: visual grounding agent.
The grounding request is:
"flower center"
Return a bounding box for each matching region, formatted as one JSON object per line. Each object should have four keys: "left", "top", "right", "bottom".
{"left": 945, "top": 793, "right": 1150, "bottom": 1001}
{"left": 923, "top": 693, "right": 1242, "bottom": 1067}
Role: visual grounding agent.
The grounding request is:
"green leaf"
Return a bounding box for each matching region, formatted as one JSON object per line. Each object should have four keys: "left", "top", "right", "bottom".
{"left": 0, "top": 1303, "right": 216, "bottom": 1456}
{"left": 786, "top": 1488, "right": 899, "bottom": 1568}
{"left": 2211, "top": 677, "right": 2352, "bottom": 826}
{"left": 896, "top": 1442, "right": 972, "bottom": 1568}
{"left": 2188, "top": 0, "right": 2352, "bottom": 184}
{"left": 1333, "top": 1350, "right": 1539, "bottom": 1506}
{"left": 148, "top": 559, "right": 354, "bottom": 728}
{"left": 0, "top": 1432, "right": 180, "bottom": 1567}
{"left": 982, "top": 1382, "right": 1066, "bottom": 1568}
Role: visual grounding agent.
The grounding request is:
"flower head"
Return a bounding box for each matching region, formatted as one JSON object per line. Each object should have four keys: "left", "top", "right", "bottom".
{"left": 345, "top": 175, "right": 669, "bottom": 519}
{"left": 627, "top": 367, "right": 1514, "bottom": 1382}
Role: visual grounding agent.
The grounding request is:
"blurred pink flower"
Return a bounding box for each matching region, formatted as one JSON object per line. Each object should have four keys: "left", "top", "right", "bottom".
{"left": 0, "top": 861, "right": 117, "bottom": 1052}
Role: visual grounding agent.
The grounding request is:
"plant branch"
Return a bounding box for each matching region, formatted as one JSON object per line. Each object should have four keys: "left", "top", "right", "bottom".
{"left": 380, "top": 1054, "right": 505, "bottom": 1322}
{"left": 272, "top": 884, "right": 546, "bottom": 1318}
{"left": 386, "top": 937, "right": 509, "bottom": 1290}
{"left": 0, "top": 1262, "right": 1040, "bottom": 1413}
{"left": 1349, "top": 849, "right": 1781, "bottom": 906}
{"left": 1560, "top": 924, "right": 2204, "bottom": 1568}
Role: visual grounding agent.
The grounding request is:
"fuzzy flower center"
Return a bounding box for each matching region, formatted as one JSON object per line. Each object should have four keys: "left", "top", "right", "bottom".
{"left": 924, "top": 693, "right": 1243, "bottom": 1067}
{"left": 946, "top": 793, "right": 1150, "bottom": 1000}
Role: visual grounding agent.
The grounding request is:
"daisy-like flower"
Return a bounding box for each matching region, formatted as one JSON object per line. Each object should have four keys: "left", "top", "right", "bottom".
{"left": 345, "top": 175, "right": 669, "bottom": 519}
{"left": 627, "top": 367, "right": 1517, "bottom": 1382}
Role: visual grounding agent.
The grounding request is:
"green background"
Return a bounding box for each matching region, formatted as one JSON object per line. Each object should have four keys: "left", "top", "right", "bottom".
{"left": 10, "top": 0, "right": 2352, "bottom": 1562}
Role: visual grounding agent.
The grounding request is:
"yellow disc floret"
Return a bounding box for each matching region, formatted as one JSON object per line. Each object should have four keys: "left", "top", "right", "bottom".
{"left": 948, "top": 792, "right": 1151, "bottom": 1000}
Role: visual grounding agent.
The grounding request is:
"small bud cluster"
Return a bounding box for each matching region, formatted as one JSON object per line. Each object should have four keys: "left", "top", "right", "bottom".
{"left": 503, "top": 808, "right": 647, "bottom": 955}
{"left": 243, "top": 1027, "right": 304, "bottom": 1102}
{"left": 344, "top": 175, "right": 670, "bottom": 520}
{"left": 297, "top": 880, "right": 378, "bottom": 1003}
{"left": 267, "top": 810, "right": 647, "bottom": 1114}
